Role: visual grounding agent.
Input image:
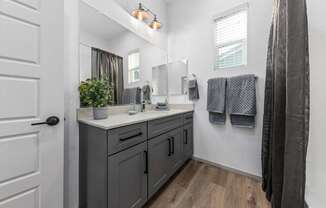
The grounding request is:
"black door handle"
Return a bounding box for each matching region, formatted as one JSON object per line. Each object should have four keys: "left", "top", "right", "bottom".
{"left": 31, "top": 116, "right": 60, "bottom": 126}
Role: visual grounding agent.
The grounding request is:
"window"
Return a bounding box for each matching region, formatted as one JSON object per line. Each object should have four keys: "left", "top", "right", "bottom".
{"left": 128, "top": 50, "right": 140, "bottom": 83}
{"left": 214, "top": 6, "right": 248, "bottom": 69}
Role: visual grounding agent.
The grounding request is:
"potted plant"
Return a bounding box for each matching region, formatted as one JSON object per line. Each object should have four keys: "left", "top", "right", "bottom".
{"left": 79, "top": 79, "right": 113, "bottom": 120}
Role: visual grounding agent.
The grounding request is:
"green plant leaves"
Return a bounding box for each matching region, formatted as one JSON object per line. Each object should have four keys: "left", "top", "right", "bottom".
{"left": 79, "top": 78, "right": 113, "bottom": 108}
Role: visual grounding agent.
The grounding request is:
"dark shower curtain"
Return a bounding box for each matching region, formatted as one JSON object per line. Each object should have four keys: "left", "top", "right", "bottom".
{"left": 91, "top": 48, "right": 124, "bottom": 105}
{"left": 261, "top": 0, "right": 310, "bottom": 208}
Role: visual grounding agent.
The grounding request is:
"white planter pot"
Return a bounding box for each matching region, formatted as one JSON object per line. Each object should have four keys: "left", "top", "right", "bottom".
{"left": 93, "top": 107, "right": 108, "bottom": 120}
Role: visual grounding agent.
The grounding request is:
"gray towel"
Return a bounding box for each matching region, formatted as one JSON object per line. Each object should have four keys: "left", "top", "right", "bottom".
{"left": 122, "top": 87, "right": 141, "bottom": 105}
{"left": 227, "top": 74, "right": 257, "bottom": 128}
{"left": 207, "top": 78, "right": 227, "bottom": 125}
{"left": 188, "top": 79, "right": 199, "bottom": 100}
{"left": 142, "top": 85, "right": 152, "bottom": 103}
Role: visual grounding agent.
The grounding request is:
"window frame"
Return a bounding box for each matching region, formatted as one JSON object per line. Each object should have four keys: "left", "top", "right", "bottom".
{"left": 213, "top": 3, "right": 249, "bottom": 70}
{"left": 128, "top": 49, "right": 141, "bottom": 83}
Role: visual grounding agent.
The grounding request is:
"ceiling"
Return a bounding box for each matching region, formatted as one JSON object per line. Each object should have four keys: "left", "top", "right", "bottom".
{"left": 80, "top": 1, "right": 127, "bottom": 41}
{"left": 164, "top": 0, "right": 174, "bottom": 4}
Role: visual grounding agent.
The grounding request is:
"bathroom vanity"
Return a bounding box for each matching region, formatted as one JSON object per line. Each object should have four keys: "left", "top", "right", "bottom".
{"left": 78, "top": 4, "right": 191, "bottom": 207}
{"left": 78, "top": 110, "right": 194, "bottom": 208}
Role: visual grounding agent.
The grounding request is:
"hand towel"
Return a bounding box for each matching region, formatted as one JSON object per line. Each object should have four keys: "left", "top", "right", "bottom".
{"left": 142, "top": 85, "right": 152, "bottom": 103}
{"left": 227, "top": 74, "right": 257, "bottom": 128}
{"left": 188, "top": 79, "right": 200, "bottom": 100}
{"left": 207, "top": 78, "right": 227, "bottom": 125}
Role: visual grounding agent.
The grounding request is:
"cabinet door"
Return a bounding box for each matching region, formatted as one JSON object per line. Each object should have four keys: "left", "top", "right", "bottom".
{"left": 168, "top": 128, "right": 183, "bottom": 176}
{"left": 148, "top": 133, "right": 171, "bottom": 198}
{"left": 108, "top": 142, "right": 148, "bottom": 208}
{"left": 183, "top": 123, "right": 194, "bottom": 161}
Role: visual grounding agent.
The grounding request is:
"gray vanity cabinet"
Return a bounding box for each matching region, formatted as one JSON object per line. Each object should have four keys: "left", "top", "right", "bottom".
{"left": 108, "top": 142, "right": 148, "bottom": 208}
{"left": 79, "top": 111, "right": 194, "bottom": 208}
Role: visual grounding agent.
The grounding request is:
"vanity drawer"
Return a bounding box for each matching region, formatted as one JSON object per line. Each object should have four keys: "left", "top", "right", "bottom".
{"left": 108, "top": 122, "right": 147, "bottom": 155}
{"left": 183, "top": 112, "right": 194, "bottom": 125}
{"left": 148, "top": 115, "right": 183, "bottom": 138}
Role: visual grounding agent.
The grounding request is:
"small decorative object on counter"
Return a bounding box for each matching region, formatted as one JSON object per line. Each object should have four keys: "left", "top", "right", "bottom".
{"left": 155, "top": 98, "right": 169, "bottom": 111}
{"left": 141, "top": 100, "right": 146, "bottom": 112}
{"left": 128, "top": 102, "right": 138, "bottom": 115}
{"left": 79, "top": 78, "right": 113, "bottom": 120}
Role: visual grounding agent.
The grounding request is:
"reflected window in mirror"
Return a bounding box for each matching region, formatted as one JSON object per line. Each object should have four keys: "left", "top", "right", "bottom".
{"left": 128, "top": 50, "right": 140, "bottom": 83}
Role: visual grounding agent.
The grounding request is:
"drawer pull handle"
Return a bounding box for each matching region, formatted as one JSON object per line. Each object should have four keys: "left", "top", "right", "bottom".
{"left": 171, "top": 137, "right": 175, "bottom": 155}
{"left": 168, "top": 138, "right": 172, "bottom": 156}
{"left": 119, "top": 132, "right": 143, "bottom": 142}
{"left": 183, "top": 130, "right": 188, "bottom": 144}
{"left": 144, "top": 151, "right": 148, "bottom": 174}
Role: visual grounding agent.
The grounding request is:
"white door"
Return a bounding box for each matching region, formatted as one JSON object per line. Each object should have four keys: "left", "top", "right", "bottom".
{"left": 0, "top": 0, "right": 64, "bottom": 207}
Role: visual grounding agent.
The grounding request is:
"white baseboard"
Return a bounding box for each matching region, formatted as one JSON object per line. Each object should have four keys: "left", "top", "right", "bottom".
{"left": 192, "top": 156, "right": 262, "bottom": 182}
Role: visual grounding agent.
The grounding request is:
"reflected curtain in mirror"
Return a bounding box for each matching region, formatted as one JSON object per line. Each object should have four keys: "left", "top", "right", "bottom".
{"left": 91, "top": 48, "right": 124, "bottom": 105}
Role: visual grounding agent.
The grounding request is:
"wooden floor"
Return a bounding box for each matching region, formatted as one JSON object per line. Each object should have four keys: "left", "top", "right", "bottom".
{"left": 145, "top": 160, "right": 271, "bottom": 208}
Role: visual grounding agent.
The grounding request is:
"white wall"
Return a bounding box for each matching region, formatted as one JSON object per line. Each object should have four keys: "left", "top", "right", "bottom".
{"left": 167, "top": 0, "right": 272, "bottom": 176}
{"left": 306, "top": 1, "right": 326, "bottom": 207}
{"left": 79, "top": 44, "right": 92, "bottom": 81}
{"left": 306, "top": 32, "right": 326, "bottom": 208}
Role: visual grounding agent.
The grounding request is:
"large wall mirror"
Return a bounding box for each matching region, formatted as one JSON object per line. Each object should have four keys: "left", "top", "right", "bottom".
{"left": 79, "top": 1, "right": 168, "bottom": 106}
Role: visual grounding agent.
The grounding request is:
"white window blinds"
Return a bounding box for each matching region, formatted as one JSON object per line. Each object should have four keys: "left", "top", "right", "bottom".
{"left": 215, "top": 9, "right": 248, "bottom": 69}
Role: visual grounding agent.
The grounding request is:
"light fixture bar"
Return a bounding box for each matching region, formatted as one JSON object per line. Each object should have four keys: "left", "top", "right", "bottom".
{"left": 131, "top": 2, "right": 162, "bottom": 30}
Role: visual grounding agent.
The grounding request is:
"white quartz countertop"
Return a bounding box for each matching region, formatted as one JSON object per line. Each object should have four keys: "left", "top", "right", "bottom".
{"left": 78, "top": 109, "right": 194, "bottom": 130}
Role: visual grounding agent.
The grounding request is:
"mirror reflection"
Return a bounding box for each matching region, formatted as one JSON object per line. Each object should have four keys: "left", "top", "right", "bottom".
{"left": 152, "top": 64, "right": 168, "bottom": 96}
{"left": 152, "top": 60, "right": 189, "bottom": 98}
{"left": 79, "top": 1, "right": 168, "bottom": 106}
{"left": 167, "top": 60, "right": 188, "bottom": 96}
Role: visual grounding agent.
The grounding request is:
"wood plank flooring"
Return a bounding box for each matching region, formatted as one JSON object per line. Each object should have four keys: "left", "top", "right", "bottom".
{"left": 145, "top": 160, "right": 271, "bottom": 208}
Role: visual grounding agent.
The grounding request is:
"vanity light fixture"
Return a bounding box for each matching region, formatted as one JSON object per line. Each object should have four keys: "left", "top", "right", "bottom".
{"left": 149, "top": 15, "right": 162, "bottom": 30}
{"left": 131, "top": 3, "right": 163, "bottom": 30}
{"left": 131, "top": 3, "right": 150, "bottom": 21}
